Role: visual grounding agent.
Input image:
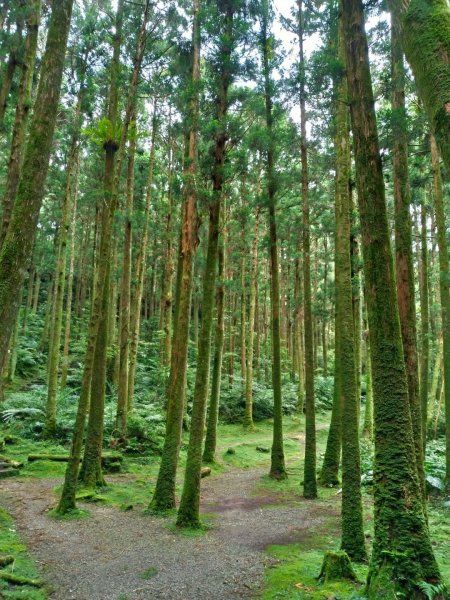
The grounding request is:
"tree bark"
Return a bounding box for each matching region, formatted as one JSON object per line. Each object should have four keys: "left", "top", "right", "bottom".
{"left": 342, "top": 0, "right": 442, "bottom": 592}
{"left": 0, "top": 0, "right": 73, "bottom": 400}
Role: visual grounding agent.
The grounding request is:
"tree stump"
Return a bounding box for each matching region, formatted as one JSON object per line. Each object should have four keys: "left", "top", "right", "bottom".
{"left": 318, "top": 551, "right": 357, "bottom": 583}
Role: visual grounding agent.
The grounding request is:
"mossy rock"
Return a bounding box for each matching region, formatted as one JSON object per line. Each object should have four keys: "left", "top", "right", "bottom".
{"left": 0, "top": 467, "right": 20, "bottom": 479}
{"left": 318, "top": 551, "right": 357, "bottom": 583}
{"left": 104, "top": 460, "right": 122, "bottom": 473}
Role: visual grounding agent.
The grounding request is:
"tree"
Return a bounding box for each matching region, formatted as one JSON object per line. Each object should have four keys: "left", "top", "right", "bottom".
{"left": 260, "top": 0, "right": 287, "bottom": 481}
{"left": 0, "top": 0, "right": 74, "bottom": 398}
{"left": 388, "top": 0, "right": 450, "bottom": 173}
{"left": 298, "top": 0, "right": 316, "bottom": 498}
{"left": 149, "top": 0, "right": 201, "bottom": 513}
{"left": 341, "top": 0, "right": 443, "bottom": 593}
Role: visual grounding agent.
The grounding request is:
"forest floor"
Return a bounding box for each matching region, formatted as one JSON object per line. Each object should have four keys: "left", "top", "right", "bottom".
{"left": 0, "top": 418, "right": 449, "bottom": 600}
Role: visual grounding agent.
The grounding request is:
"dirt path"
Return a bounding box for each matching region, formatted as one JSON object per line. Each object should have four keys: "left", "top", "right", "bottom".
{"left": 0, "top": 461, "right": 338, "bottom": 600}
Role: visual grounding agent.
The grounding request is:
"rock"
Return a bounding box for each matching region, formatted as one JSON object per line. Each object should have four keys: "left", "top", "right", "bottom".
{"left": 318, "top": 551, "right": 357, "bottom": 583}
{"left": 0, "top": 555, "right": 14, "bottom": 567}
{"left": 201, "top": 467, "right": 211, "bottom": 478}
{"left": 426, "top": 475, "right": 445, "bottom": 495}
{"left": 0, "top": 467, "right": 20, "bottom": 479}
{"left": 4, "top": 435, "right": 18, "bottom": 445}
{"left": 256, "top": 446, "right": 270, "bottom": 453}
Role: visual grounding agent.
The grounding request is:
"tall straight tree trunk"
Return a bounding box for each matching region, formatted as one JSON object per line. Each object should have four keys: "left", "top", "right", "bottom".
{"left": 116, "top": 134, "right": 136, "bottom": 439}
{"left": 298, "top": 0, "right": 316, "bottom": 498}
{"left": 0, "top": 0, "right": 73, "bottom": 400}
{"left": 57, "top": 0, "right": 125, "bottom": 512}
{"left": 261, "top": 0, "right": 287, "bottom": 481}
{"left": 388, "top": 0, "right": 450, "bottom": 173}
{"left": 419, "top": 202, "right": 430, "bottom": 447}
{"left": 0, "top": 0, "right": 41, "bottom": 248}
{"left": 341, "top": 0, "right": 442, "bottom": 593}
{"left": 45, "top": 88, "right": 84, "bottom": 436}
{"left": 334, "top": 17, "right": 366, "bottom": 562}
{"left": 244, "top": 207, "right": 260, "bottom": 430}
{"left": 0, "top": 15, "right": 23, "bottom": 128}
{"left": 203, "top": 203, "right": 226, "bottom": 464}
{"left": 362, "top": 329, "right": 374, "bottom": 440}
{"left": 128, "top": 105, "right": 157, "bottom": 410}
{"left": 149, "top": 0, "right": 201, "bottom": 513}
{"left": 60, "top": 190, "right": 78, "bottom": 389}
{"left": 430, "top": 133, "right": 450, "bottom": 485}
{"left": 80, "top": 0, "right": 150, "bottom": 487}
{"left": 176, "top": 0, "right": 235, "bottom": 529}
{"left": 159, "top": 135, "right": 174, "bottom": 369}
{"left": 391, "top": 13, "right": 425, "bottom": 498}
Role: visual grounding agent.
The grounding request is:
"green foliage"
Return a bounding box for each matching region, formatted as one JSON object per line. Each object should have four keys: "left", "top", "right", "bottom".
{"left": 416, "top": 580, "right": 448, "bottom": 600}
{"left": 83, "top": 117, "right": 121, "bottom": 148}
{"left": 0, "top": 508, "right": 46, "bottom": 600}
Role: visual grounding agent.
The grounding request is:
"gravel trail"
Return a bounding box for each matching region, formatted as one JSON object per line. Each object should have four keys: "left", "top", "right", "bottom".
{"left": 0, "top": 461, "right": 337, "bottom": 600}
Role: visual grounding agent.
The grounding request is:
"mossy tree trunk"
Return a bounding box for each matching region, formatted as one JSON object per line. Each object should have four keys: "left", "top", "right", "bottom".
{"left": 0, "top": 0, "right": 73, "bottom": 400}
{"left": 362, "top": 329, "right": 374, "bottom": 440}
{"left": 79, "top": 0, "right": 150, "bottom": 488}
{"left": 128, "top": 105, "right": 157, "bottom": 411}
{"left": 176, "top": 0, "right": 233, "bottom": 528}
{"left": 45, "top": 85, "right": 85, "bottom": 437}
{"left": 419, "top": 201, "right": 430, "bottom": 447}
{"left": 298, "top": 0, "right": 316, "bottom": 497}
{"left": 244, "top": 206, "right": 260, "bottom": 430}
{"left": 60, "top": 190, "right": 78, "bottom": 389}
{"left": 341, "top": 0, "right": 442, "bottom": 593}
{"left": 388, "top": 0, "right": 450, "bottom": 174}
{"left": 0, "top": 11, "right": 23, "bottom": 128}
{"left": 57, "top": 0, "right": 125, "bottom": 512}
{"left": 430, "top": 133, "right": 450, "bottom": 485}
{"left": 334, "top": 16, "right": 366, "bottom": 562}
{"left": 203, "top": 203, "right": 226, "bottom": 464}
{"left": 260, "top": 0, "right": 287, "bottom": 481}
{"left": 149, "top": 0, "right": 201, "bottom": 513}
{"left": 116, "top": 134, "right": 136, "bottom": 439}
{"left": 0, "top": 0, "right": 40, "bottom": 248}
{"left": 391, "top": 14, "right": 425, "bottom": 499}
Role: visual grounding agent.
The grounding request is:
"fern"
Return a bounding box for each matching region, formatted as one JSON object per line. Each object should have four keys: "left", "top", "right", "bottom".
{"left": 2, "top": 407, "right": 45, "bottom": 423}
{"left": 417, "top": 580, "right": 447, "bottom": 600}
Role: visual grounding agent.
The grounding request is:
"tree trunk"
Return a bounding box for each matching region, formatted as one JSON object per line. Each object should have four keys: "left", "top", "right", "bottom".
{"left": 244, "top": 207, "right": 260, "bottom": 430}
{"left": 388, "top": 0, "right": 450, "bottom": 173}
{"left": 334, "top": 17, "right": 366, "bottom": 561}
{"left": 203, "top": 204, "right": 226, "bottom": 464}
{"left": 298, "top": 0, "right": 316, "bottom": 497}
{"left": 45, "top": 89, "right": 84, "bottom": 436}
{"left": 149, "top": 0, "right": 201, "bottom": 513}
{"left": 116, "top": 134, "right": 136, "bottom": 439}
{"left": 419, "top": 202, "right": 430, "bottom": 448}
{"left": 430, "top": 133, "right": 450, "bottom": 485}
{"left": 0, "top": 0, "right": 41, "bottom": 248}
{"left": 261, "top": 0, "right": 287, "bottom": 481}
{"left": 128, "top": 104, "right": 157, "bottom": 411}
{"left": 0, "top": 0, "right": 73, "bottom": 399}
{"left": 391, "top": 14, "right": 425, "bottom": 498}
{"left": 342, "top": 0, "right": 442, "bottom": 592}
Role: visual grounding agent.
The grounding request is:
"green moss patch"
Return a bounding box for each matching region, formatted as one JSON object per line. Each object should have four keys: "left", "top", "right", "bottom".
{"left": 0, "top": 508, "right": 46, "bottom": 599}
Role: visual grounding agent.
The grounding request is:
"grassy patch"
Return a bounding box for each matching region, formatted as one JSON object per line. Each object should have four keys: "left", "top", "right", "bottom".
{"left": 164, "top": 512, "right": 216, "bottom": 537}
{"left": 0, "top": 508, "right": 46, "bottom": 599}
{"left": 48, "top": 507, "right": 90, "bottom": 521}
{"left": 262, "top": 544, "right": 367, "bottom": 600}
{"left": 140, "top": 566, "right": 158, "bottom": 580}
